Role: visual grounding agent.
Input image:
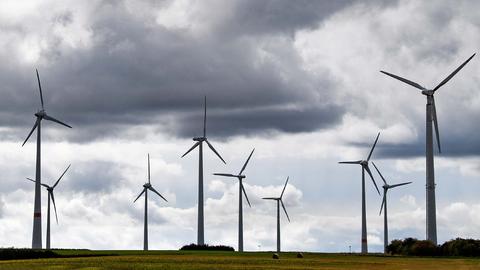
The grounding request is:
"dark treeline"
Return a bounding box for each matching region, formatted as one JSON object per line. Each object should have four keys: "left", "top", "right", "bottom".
{"left": 0, "top": 248, "right": 58, "bottom": 260}
{"left": 387, "top": 238, "right": 480, "bottom": 256}
{"left": 180, "top": 244, "right": 235, "bottom": 251}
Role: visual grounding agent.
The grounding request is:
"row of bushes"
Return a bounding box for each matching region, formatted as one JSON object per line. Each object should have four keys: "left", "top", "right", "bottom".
{"left": 387, "top": 238, "right": 480, "bottom": 256}
{"left": 0, "top": 248, "right": 59, "bottom": 260}
{"left": 180, "top": 244, "right": 234, "bottom": 251}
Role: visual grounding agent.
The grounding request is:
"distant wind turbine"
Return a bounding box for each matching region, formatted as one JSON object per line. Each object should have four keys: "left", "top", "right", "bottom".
{"left": 262, "top": 177, "right": 291, "bottom": 253}
{"left": 214, "top": 148, "right": 255, "bottom": 252}
{"left": 181, "top": 96, "right": 225, "bottom": 245}
{"left": 27, "top": 165, "right": 70, "bottom": 250}
{"left": 23, "top": 69, "right": 72, "bottom": 249}
{"left": 381, "top": 53, "right": 475, "bottom": 244}
{"left": 339, "top": 132, "right": 381, "bottom": 254}
{"left": 372, "top": 162, "right": 412, "bottom": 253}
{"left": 134, "top": 154, "right": 168, "bottom": 251}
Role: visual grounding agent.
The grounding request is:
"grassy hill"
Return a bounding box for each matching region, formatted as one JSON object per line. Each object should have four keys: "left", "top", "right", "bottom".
{"left": 0, "top": 250, "right": 479, "bottom": 270}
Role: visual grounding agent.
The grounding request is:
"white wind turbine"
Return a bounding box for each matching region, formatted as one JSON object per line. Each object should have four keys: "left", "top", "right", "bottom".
{"left": 372, "top": 162, "right": 412, "bottom": 253}
{"left": 339, "top": 132, "right": 381, "bottom": 254}
{"left": 27, "top": 165, "right": 70, "bottom": 250}
{"left": 181, "top": 96, "right": 225, "bottom": 245}
{"left": 134, "top": 154, "right": 168, "bottom": 251}
{"left": 262, "top": 177, "right": 291, "bottom": 253}
{"left": 213, "top": 148, "right": 255, "bottom": 252}
{"left": 381, "top": 53, "right": 475, "bottom": 244}
{"left": 23, "top": 69, "right": 72, "bottom": 249}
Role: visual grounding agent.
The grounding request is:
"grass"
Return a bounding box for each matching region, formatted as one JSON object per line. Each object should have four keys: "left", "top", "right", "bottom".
{"left": 0, "top": 250, "right": 479, "bottom": 270}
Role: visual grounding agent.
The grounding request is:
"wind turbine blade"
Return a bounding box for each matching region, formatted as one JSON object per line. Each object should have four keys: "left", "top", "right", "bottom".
{"left": 241, "top": 184, "right": 251, "bottom": 207}
{"left": 280, "top": 176, "right": 289, "bottom": 198}
{"left": 50, "top": 191, "right": 59, "bottom": 224}
{"left": 379, "top": 194, "right": 386, "bottom": 216}
{"left": 36, "top": 69, "right": 44, "bottom": 110}
{"left": 26, "top": 177, "right": 36, "bottom": 183}
{"left": 389, "top": 181, "right": 413, "bottom": 189}
{"left": 181, "top": 141, "right": 201, "bottom": 158}
{"left": 43, "top": 114, "right": 72, "bottom": 128}
{"left": 433, "top": 53, "right": 476, "bottom": 91}
{"left": 262, "top": 197, "right": 277, "bottom": 200}
{"left": 365, "top": 165, "right": 380, "bottom": 195}
{"left": 203, "top": 96, "right": 206, "bottom": 138}
{"left": 431, "top": 97, "right": 441, "bottom": 153}
{"left": 239, "top": 148, "right": 255, "bottom": 175}
{"left": 133, "top": 188, "right": 146, "bottom": 203}
{"left": 338, "top": 160, "right": 362, "bottom": 164}
{"left": 213, "top": 173, "right": 238, "bottom": 178}
{"left": 280, "top": 200, "right": 290, "bottom": 222}
{"left": 372, "top": 162, "right": 387, "bottom": 185}
{"left": 148, "top": 154, "right": 151, "bottom": 183}
{"left": 205, "top": 140, "right": 226, "bottom": 164}
{"left": 367, "top": 132, "right": 380, "bottom": 161}
{"left": 53, "top": 164, "right": 70, "bottom": 189}
{"left": 380, "top": 71, "right": 425, "bottom": 90}
{"left": 22, "top": 119, "right": 39, "bottom": 146}
{"left": 149, "top": 186, "right": 168, "bottom": 202}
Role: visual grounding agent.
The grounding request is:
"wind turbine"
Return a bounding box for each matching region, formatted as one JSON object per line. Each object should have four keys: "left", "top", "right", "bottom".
{"left": 134, "top": 154, "right": 168, "bottom": 251}
{"left": 372, "top": 162, "right": 412, "bottom": 253}
{"left": 339, "top": 132, "right": 381, "bottom": 254}
{"left": 262, "top": 177, "right": 291, "bottom": 253}
{"left": 27, "top": 165, "right": 70, "bottom": 250}
{"left": 23, "top": 69, "right": 72, "bottom": 249}
{"left": 181, "top": 96, "right": 225, "bottom": 245}
{"left": 213, "top": 148, "right": 255, "bottom": 252}
{"left": 381, "top": 53, "right": 475, "bottom": 244}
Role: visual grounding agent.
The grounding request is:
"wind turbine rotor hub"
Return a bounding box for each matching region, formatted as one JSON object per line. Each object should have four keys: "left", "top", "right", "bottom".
{"left": 421, "top": 90, "right": 434, "bottom": 96}
{"left": 143, "top": 183, "right": 151, "bottom": 188}
{"left": 193, "top": 137, "right": 205, "bottom": 142}
{"left": 360, "top": 160, "right": 368, "bottom": 166}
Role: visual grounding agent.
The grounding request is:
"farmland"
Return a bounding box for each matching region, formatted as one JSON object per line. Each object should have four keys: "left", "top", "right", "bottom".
{"left": 0, "top": 250, "right": 479, "bottom": 270}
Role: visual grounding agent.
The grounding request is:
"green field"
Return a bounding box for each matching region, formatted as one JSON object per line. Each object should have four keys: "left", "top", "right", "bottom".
{"left": 1, "top": 250, "right": 479, "bottom": 270}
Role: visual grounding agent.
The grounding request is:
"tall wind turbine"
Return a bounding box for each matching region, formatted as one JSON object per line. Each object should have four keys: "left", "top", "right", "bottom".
{"left": 339, "top": 132, "right": 381, "bottom": 254}
{"left": 27, "top": 165, "right": 70, "bottom": 250}
{"left": 262, "top": 177, "right": 291, "bottom": 253}
{"left": 372, "top": 162, "right": 412, "bottom": 253}
{"left": 134, "top": 154, "right": 168, "bottom": 251}
{"left": 181, "top": 96, "right": 225, "bottom": 245}
{"left": 381, "top": 53, "right": 475, "bottom": 244}
{"left": 23, "top": 69, "right": 72, "bottom": 249}
{"left": 213, "top": 148, "right": 255, "bottom": 252}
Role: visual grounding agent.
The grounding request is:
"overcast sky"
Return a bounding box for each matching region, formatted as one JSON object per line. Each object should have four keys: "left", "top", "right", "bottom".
{"left": 0, "top": 0, "right": 480, "bottom": 252}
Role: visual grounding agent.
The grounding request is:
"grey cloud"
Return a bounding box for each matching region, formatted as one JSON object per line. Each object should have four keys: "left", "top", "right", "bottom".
{"left": 64, "top": 161, "right": 126, "bottom": 193}
{"left": 0, "top": 0, "right": 349, "bottom": 143}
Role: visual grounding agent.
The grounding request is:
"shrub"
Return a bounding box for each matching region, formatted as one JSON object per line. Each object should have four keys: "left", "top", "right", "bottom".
{"left": 180, "top": 244, "right": 234, "bottom": 251}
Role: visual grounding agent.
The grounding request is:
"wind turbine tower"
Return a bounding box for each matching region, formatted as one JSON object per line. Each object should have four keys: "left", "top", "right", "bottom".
{"left": 214, "top": 148, "right": 255, "bottom": 252}
{"left": 134, "top": 154, "right": 168, "bottom": 251}
{"left": 381, "top": 53, "right": 475, "bottom": 244}
{"left": 181, "top": 96, "right": 225, "bottom": 245}
{"left": 23, "top": 69, "right": 72, "bottom": 249}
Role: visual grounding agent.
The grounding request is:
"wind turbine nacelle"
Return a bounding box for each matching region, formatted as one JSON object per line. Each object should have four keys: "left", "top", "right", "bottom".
{"left": 239, "top": 175, "right": 246, "bottom": 179}
{"left": 193, "top": 137, "right": 205, "bottom": 142}
{"left": 143, "top": 183, "right": 152, "bottom": 188}
{"left": 360, "top": 160, "right": 368, "bottom": 166}
{"left": 35, "top": 110, "right": 46, "bottom": 117}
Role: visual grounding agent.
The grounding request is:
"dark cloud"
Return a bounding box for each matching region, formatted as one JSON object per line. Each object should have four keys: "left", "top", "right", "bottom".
{"left": 0, "top": 0, "right": 350, "bottom": 143}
